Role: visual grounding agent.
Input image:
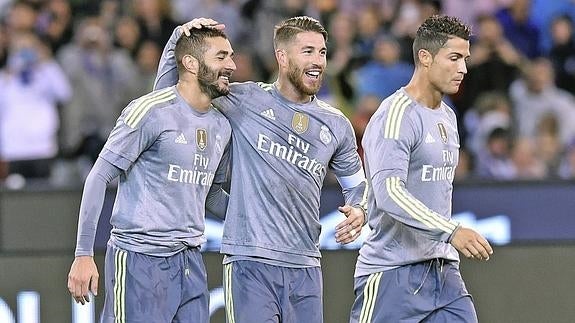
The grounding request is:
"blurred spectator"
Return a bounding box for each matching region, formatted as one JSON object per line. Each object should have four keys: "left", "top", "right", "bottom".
{"left": 510, "top": 57, "right": 575, "bottom": 146}
{"left": 132, "top": 0, "right": 178, "bottom": 47}
{"left": 353, "top": 33, "right": 413, "bottom": 101}
{"left": 57, "top": 17, "right": 139, "bottom": 163}
{"left": 353, "top": 5, "right": 385, "bottom": 65}
{"left": 558, "top": 139, "right": 575, "bottom": 179}
{"left": 0, "top": 31, "right": 71, "bottom": 179}
{"left": 510, "top": 137, "right": 547, "bottom": 179}
{"left": 475, "top": 127, "right": 516, "bottom": 180}
{"left": 464, "top": 91, "right": 513, "bottom": 158}
{"left": 36, "top": 0, "right": 73, "bottom": 53}
{"left": 535, "top": 113, "right": 563, "bottom": 177}
{"left": 456, "top": 14, "right": 524, "bottom": 113}
{"left": 134, "top": 39, "right": 161, "bottom": 93}
{"left": 114, "top": 15, "right": 142, "bottom": 57}
{"left": 4, "top": 0, "right": 39, "bottom": 34}
{"left": 170, "top": 0, "right": 247, "bottom": 44}
{"left": 495, "top": 0, "right": 541, "bottom": 58}
{"left": 351, "top": 95, "right": 380, "bottom": 160}
{"left": 454, "top": 148, "right": 475, "bottom": 182}
{"left": 321, "top": 12, "right": 357, "bottom": 113}
{"left": 548, "top": 14, "right": 575, "bottom": 94}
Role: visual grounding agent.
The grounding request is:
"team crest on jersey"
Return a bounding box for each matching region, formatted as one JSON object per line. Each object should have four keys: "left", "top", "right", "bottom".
{"left": 196, "top": 128, "right": 207, "bottom": 151}
{"left": 437, "top": 123, "right": 448, "bottom": 144}
{"left": 292, "top": 112, "right": 309, "bottom": 134}
{"left": 320, "top": 125, "right": 332, "bottom": 144}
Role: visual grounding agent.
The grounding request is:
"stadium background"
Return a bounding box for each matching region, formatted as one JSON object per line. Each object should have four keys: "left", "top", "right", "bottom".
{"left": 2, "top": 0, "right": 575, "bottom": 322}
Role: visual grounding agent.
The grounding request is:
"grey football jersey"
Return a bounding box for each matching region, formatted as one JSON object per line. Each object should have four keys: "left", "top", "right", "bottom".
{"left": 356, "top": 88, "right": 460, "bottom": 277}
{"left": 214, "top": 82, "right": 364, "bottom": 266}
{"left": 100, "top": 86, "right": 231, "bottom": 256}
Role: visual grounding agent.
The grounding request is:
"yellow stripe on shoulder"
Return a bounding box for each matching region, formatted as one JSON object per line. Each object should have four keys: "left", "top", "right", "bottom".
{"left": 383, "top": 93, "right": 411, "bottom": 140}
{"left": 316, "top": 99, "right": 345, "bottom": 117}
{"left": 125, "top": 88, "right": 175, "bottom": 128}
{"left": 256, "top": 82, "right": 273, "bottom": 91}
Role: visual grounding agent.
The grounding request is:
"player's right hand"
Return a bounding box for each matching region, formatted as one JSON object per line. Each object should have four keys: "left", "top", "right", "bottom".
{"left": 67, "top": 256, "right": 99, "bottom": 305}
{"left": 180, "top": 18, "right": 225, "bottom": 37}
{"left": 450, "top": 227, "right": 493, "bottom": 261}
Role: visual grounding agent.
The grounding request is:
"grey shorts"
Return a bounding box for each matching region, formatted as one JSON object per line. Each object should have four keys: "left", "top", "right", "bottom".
{"left": 100, "top": 244, "right": 209, "bottom": 323}
{"left": 349, "top": 259, "right": 477, "bottom": 323}
{"left": 223, "top": 260, "right": 323, "bottom": 323}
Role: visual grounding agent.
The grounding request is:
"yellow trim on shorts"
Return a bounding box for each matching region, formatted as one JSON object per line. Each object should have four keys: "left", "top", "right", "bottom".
{"left": 359, "top": 272, "right": 383, "bottom": 323}
{"left": 114, "top": 249, "right": 127, "bottom": 323}
{"left": 224, "top": 263, "right": 236, "bottom": 323}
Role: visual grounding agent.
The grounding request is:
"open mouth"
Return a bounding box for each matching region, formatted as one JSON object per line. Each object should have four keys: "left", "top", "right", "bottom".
{"left": 304, "top": 69, "right": 321, "bottom": 80}
{"left": 218, "top": 75, "right": 230, "bottom": 85}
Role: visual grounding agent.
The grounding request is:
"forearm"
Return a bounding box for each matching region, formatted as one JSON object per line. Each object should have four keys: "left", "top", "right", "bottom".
{"left": 206, "top": 183, "right": 229, "bottom": 220}
{"left": 74, "top": 158, "right": 122, "bottom": 256}
{"left": 373, "top": 172, "right": 458, "bottom": 242}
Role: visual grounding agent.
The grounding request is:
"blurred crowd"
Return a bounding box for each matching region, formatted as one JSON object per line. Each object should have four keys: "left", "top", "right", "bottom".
{"left": 1, "top": 0, "right": 575, "bottom": 188}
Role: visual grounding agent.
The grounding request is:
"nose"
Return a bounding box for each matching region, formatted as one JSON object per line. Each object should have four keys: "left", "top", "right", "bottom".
{"left": 458, "top": 59, "right": 467, "bottom": 75}
{"left": 226, "top": 57, "right": 236, "bottom": 71}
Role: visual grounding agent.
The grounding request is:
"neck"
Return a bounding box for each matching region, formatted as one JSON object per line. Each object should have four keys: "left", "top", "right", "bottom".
{"left": 176, "top": 79, "right": 212, "bottom": 112}
{"left": 404, "top": 69, "right": 443, "bottom": 109}
{"left": 275, "top": 75, "right": 312, "bottom": 104}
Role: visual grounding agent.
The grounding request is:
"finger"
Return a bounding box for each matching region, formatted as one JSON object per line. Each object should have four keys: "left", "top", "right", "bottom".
{"left": 335, "top": 218, "right": 353, "bottom": 231}
{"left": 338, "top": 205, "right": 351, "bottom": 215}
{"left": 350, "top": 228, "right": 357, "bottom": 237}
{"left": 474, "top": 242, "right": 491, "bottom": 260}
{"left": 478, "top": 237, "right": 493, "bottom": 256}
{"left": 90, "top": 275, "right": 99, "bottom": 296}
{"left": 467, "top": 245, "right": 486, "bottom": 261}
{"left": 183, "top": 27, "right": 191, "bottom": 36}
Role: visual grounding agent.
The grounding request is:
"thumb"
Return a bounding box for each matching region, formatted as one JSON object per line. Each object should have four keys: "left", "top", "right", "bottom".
{"left": 338, "top": 205, "right": 351, "bottom": 214}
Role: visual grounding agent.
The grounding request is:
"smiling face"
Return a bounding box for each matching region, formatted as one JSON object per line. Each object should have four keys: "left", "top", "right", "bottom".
{"left": 280, "top": 31, "right": 327, "bottom": 97}
{"left": 196, "top": 36, "right": 236, "bottom": 98}
{"left": 426, "top": 36, "right": 470, "bottom": 95}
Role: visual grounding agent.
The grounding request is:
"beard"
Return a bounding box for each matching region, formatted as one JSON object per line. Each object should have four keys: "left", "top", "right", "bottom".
{"left": 197, "top": 60, "right": 230, "bottom": 99}
{"left": 287, "top": 59, "right": 322, "bottom": 97}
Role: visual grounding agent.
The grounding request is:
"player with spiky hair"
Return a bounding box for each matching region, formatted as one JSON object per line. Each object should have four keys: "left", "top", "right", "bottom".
{"left": 155, "top": 16, "right": 368, "bottom": 323}
{"left": 350, "top": 15, "right": 493, "bottom": 323}
{"left": 67, "top": 27, "right": 235, "bottom": 322}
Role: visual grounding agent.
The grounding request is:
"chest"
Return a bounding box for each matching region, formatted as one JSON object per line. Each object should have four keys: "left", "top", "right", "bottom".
{"left": 152, "top": 115, "right": 229, "bottom": 172}
{"left": 235, "top": 98, "right": 339, "bottom": 164}
{"left": 412, "top": 116, "right": 460, "bottom": 168}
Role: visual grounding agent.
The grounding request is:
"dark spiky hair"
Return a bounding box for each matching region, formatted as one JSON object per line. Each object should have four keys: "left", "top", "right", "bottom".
{"left": 412, "top": 15, "right": 471, "bottom": 65}
{"left": 273, "top": 16, "right": 328, "bottom": 50}
{"left": 175, "top": 27, "right": 228, "bottom": 76}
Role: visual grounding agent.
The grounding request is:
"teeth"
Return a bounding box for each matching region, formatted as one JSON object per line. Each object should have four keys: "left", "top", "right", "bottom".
{"left": 306, "top": 71, "right": 320, "bottom": 77}
{"left": 220, "top": 76, "right": 229, "bottom": 80}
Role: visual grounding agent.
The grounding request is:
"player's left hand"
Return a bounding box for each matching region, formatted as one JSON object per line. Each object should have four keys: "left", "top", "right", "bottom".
{"left": 335, "top": 205, "right": 365, "bottom": 244}
{"left": 180, "top": 18, "right": 225, "bottom": 37}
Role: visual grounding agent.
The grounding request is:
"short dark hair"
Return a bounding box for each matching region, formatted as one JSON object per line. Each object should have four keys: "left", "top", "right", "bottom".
{"left": 273, "top": 16, "right": 328, "bottom": 50}
{"left": 175, "top": 27, "right": 228, "bottom": 75}
{"left": 412, "top": 15, "right": 471, "bottom": 65}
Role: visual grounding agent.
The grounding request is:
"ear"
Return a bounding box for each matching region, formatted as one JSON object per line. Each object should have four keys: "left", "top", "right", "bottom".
{"left": 418, "top": 49, "right": 432, "bottom": 68}
{"left": 275, "top": 49, "right": 287, "bottom": 69}
{"left": 182, "top": 54, "right": 199, "bottom": 74}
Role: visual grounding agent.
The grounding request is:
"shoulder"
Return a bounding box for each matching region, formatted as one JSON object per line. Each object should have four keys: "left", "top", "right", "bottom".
{"left": 122, "top": 87, "right": 177, "bottom": 128}
{"left": 373, "top": 90, "right": 415, "bottom": 121}
{"left": 314, "top": 98, "right": 348, "bottom": 119}
{"left": 229, "top": 81, "right": 274, "bottom": 94}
